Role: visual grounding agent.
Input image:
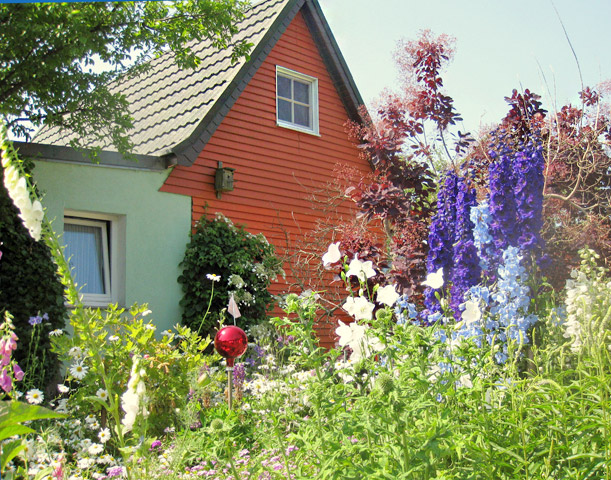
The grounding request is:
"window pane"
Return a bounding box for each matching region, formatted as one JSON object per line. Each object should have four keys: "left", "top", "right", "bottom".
{"left": 278, "top": 99, "right": 292, "bottom": 123}
{"left": 277, "top": 75, "right": 291, "bottom": 99}
{"left": 294, "top": 104, "right": 311, "bottom": 127}
{"left": 64, "top": 223, "right": 106, "bottom": 294}
{"left": 293, "top": 80, "right": 310, "bottom": 104}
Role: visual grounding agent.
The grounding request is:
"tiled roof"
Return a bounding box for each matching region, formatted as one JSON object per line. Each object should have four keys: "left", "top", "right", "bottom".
{"left": 31, "top": 0, "right": 363, "bottom": 167}
{"left": 34, "top": 0, "right": 292, "bottom": 157}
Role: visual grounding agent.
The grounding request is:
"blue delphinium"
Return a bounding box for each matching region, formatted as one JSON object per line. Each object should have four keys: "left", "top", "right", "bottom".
{"left": 489, "top": 246, "right": 538, "bottom": 356}
{"left": 395, "top": 295, "right": 418, "bottom": 325}
{"left": 450, "top": 175, "right": 481, "bottom": 318}
{"left": 424, "top": 172, "right": 458, "bottom": 314}
{"left": 470, "top": 201, "right": 494, "bottom": 272}
{"left": 488, "top": 144, "right": 518, "bottom": 262}
{"left": 513, "top": 140, "right": 545, "bottom": 259}
{"left": 449, "top": 285, "right": 490, "bottom": 349}
{"left": 445, "top": 248, "right": 537, "bottom": 365}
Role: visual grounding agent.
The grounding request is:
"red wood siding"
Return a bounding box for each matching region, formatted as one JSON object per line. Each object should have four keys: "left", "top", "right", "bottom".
{"left": 161, "top": 11, "right": 370, "bottom": 348}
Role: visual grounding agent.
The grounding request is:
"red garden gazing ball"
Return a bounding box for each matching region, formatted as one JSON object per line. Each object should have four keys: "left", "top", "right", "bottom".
{"left": 214, "top": 325, "right": 248, "bottom": 367}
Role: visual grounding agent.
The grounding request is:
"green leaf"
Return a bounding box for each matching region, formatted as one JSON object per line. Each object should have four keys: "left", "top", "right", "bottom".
{"left": 0, "top": 425, "right": 35, "bottom": 442}
{"left": 0, "top": 400, "right": 68, "bottom": 429}
{"left": 0, "top": 438, "right": 26, "bottom": 471}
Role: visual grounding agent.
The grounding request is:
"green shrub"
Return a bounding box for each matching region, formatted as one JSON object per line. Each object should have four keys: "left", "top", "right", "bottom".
{"left": 178, "top": 213, "right": 284, "bottom": 337}
{"left": 0, "top": 161, "right": 67, "bottom": 391}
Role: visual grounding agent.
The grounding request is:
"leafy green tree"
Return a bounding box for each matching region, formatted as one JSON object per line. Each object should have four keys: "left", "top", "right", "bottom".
{"left": 0, "top": 0, "right": 250, "bottom": 153}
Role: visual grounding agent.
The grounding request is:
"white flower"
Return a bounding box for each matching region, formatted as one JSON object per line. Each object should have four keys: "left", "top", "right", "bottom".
{"left": 343, "top": 296, "right": 375, "bottom": 321}
{"left": 108, "top": 335, "right": 120, "bottom": 342}
{"left": 376, "top": 284, "right": 400, "bottom": 307}
{"left": 160, "top": 330, "right": 172, "bottom": 337}
{"left": 85, "top": 414, "right": 97, "bottom": 424}
{"left": 141, "top": 309, "right": 152, "bottom": 317}
{"left": 49, "top": 329, "right": 64, "bottom": 337}
{"left": 79, "top": 438, "right": 92, "bottom": 450}
{"left": 336, "top": 320, "right": 365, "bottom": 348}
{"left": 206, "top": 273, "right": 221, "bottom": 282}
{"left": 461, "top": 300, "right": 482, "bottom": 325}
{"left": 57, "top": 384, "right": 70, "bottom": 394}
{"left": 2, "top": 158, "right": 44, "bottom": 242}
{"left": 96, "top": 389, "right": 108, "bottom": 401}
{"left": 322, "top": 242, "right": 342, "bottom": 266}
{"left": 145, "top": 324, "right": 156, "bottom": 331}
{"left": 98, "top": 428, "right": 111, "bottom": 444}
{"left": 88, "top": 443, "right": 104, "bottom": 456}
{"left": 68, "top": 346, "right": 83, "bottom": 359}
{"left": 19, "top": 199, "right": 44, "bottom": 241}
{"left": 56, "top": 398, "right": 69, "bottom": 413}
{"left": 26, "top": 389, "right": 44, "bottom": 405}
{"left": 350, "top": 331, "right": 384, "bottom": 362}
{"left": 70, "top": 362, "right": 88, "bottom": 380}
{"left": 77, "top": 458, "right": 95, "bottom": 470}
{"left": 97, "top": 453, "right": 114, "bottom": 464}
{"left": 346, "top": 257, "right": 376, "bottom": 282}
{"left": 336, "top": 320, "right": 383, "bottom": 362}
{"left": 335, "top": 320, "right": 355, "bottom": 347}
{"left": 422, "top": 268, "right": 444, "bottom": 289}
{"left": 121, "top": 356, "right": 148, "bottom": 433}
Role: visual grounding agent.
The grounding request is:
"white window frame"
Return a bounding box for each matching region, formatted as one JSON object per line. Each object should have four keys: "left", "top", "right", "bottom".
{"left": 276, "top": 66, "right": 319, "bottom": 136}
{"left": 63, "top": 210, "right": 125, "bottom": 308}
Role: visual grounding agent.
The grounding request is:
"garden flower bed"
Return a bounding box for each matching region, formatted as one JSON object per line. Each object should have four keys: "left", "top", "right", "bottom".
{"left": 2, "top": 40, "right": 611, "bottom": 476}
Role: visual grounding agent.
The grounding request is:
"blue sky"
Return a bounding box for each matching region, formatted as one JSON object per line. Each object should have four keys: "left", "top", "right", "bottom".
{"left": 318, "top": 0, "right": 611, "bottom": 135}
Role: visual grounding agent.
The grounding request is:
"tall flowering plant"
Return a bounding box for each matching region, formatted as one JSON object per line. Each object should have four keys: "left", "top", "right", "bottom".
{"left": 513, "top": 140, "right": 545, "bottom": 260}
{"left": 450, "top": 174, "right": 481, "bottom": 318}
{"left": 424, "top": 171, "right": 458, "bottom": 315}
{"left": 488, "top": 141, "right": 518, "bottom": 264}
{"left": 563, "top": 248, "right": 611, "bottom": 355}
{"left": 420, "top": 131, "right": 547, "bottom": 358}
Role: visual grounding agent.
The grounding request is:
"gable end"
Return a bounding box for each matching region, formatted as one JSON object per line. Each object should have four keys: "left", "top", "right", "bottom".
{"left": 171, "top": 0, "right": 305, "bottom": 166}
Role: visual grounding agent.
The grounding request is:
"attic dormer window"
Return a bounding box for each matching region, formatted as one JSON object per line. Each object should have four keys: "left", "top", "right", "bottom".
{"left": 276, "top": 66, "right": 319, "bottom": 135}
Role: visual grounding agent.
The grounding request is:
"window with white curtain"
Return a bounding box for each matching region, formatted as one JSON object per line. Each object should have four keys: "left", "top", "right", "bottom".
{"left": 63, "top": 213, "right": 123, "bottom": 307}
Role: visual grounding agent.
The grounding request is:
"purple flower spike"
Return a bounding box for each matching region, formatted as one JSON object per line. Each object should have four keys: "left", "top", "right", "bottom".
{"left": 450, "top": 175, "right": 481, "bottom": 318}
{"left": 514, "top": 140, "right": 545, "bottom": 259}
{"left": 424, "top": 171, "right": 459, "bottom": 314}
{"left": 488, "top": 144, "right": 518, "bottom": 259}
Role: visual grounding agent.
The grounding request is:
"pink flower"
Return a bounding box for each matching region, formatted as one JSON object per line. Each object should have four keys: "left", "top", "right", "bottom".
{"left": 13, "top": 364, "right": 24, "bottom": 381}
{"left": 0, "top": 368, "right": 13, "bottom": 393}
{"left": 7, "top": 333, "right": 18, "bottom": 352}
{"left": 0, "top": 354, "right": 9, "bottom": 367}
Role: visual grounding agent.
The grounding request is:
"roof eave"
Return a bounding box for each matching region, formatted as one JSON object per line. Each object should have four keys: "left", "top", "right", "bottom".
{"left": 15, "top": 142, "right": 171, "bottom": 172}
{"left": 301, "top": 0, "right": 365, "bottom": 123}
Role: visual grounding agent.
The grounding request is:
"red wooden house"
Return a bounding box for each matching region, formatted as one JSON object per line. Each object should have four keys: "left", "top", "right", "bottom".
{"left": 23, "top": 0, "right": 370, "bottom": 347}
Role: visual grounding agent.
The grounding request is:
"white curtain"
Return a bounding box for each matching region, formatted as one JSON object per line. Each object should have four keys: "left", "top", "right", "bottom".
{"left": 64, "top": 222, "right": 106, "bottom": 294}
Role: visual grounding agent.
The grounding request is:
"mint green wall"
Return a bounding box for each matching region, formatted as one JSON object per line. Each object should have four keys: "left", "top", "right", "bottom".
{"left": 33, "top": 160, "right": 191, "bottom": 332}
